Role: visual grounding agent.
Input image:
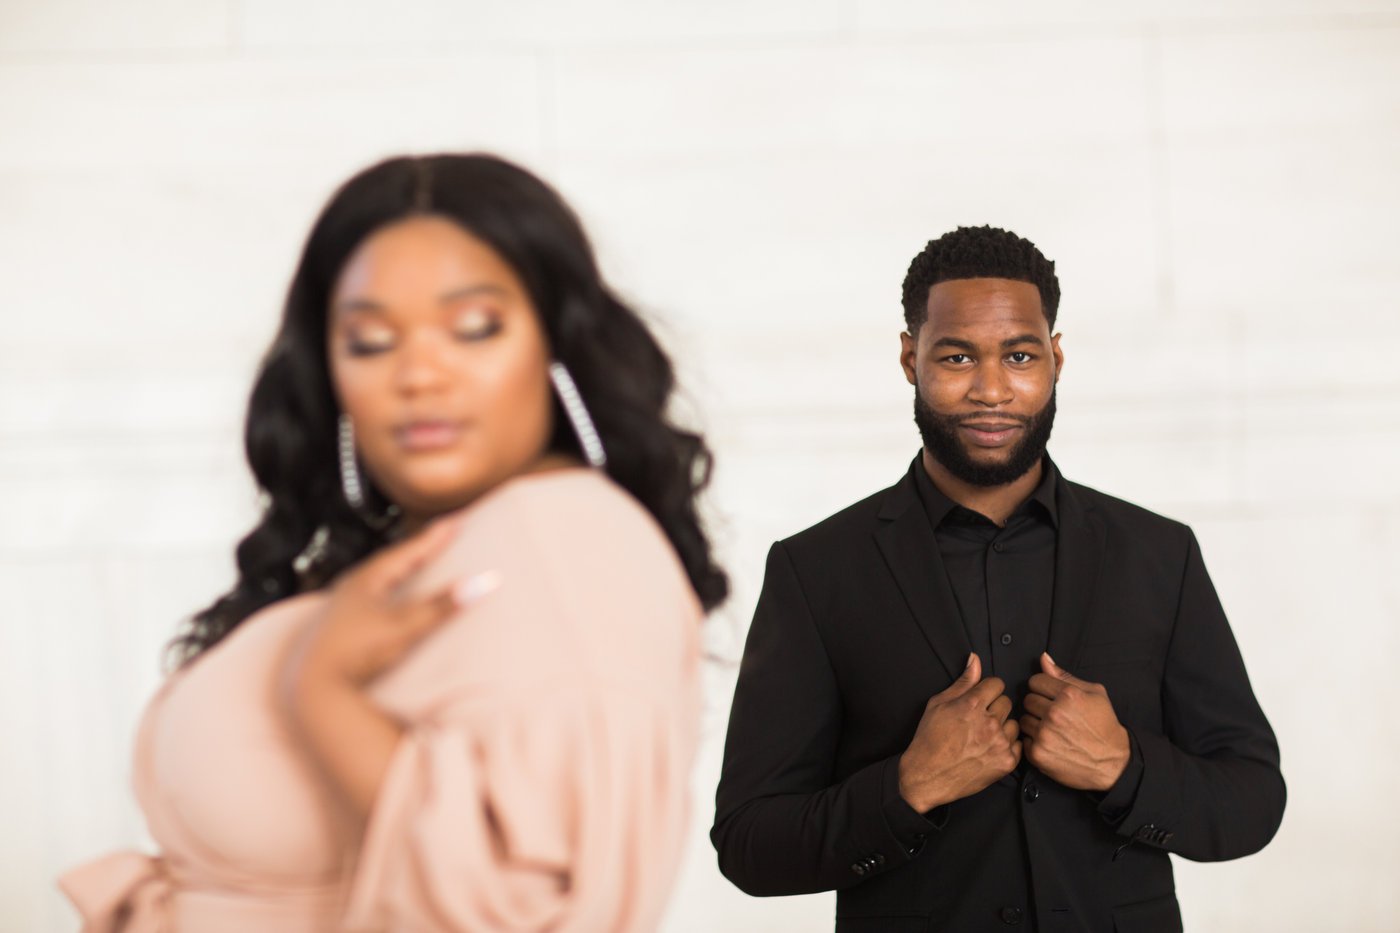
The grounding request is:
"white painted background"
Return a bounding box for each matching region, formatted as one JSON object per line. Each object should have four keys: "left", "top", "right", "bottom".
{"left": 1, "top": 1, "right": 1397, "bottom": 930}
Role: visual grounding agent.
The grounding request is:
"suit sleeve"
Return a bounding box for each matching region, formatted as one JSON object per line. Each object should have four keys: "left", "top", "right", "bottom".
{"left": 710, "top": 541, "right": 942, "bottom": 896}
{"left": 1107, "top": 529, "right": 1286, "bottom": 861}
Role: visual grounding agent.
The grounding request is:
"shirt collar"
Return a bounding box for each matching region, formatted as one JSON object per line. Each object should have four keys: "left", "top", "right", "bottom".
{"left": 910, "top": 451, "right": 1059, "bottom": 530}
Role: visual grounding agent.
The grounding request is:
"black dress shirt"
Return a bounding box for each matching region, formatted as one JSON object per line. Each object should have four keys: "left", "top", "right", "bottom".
{"left": 911, "top": 456, "right": 1057, "bottom": 713}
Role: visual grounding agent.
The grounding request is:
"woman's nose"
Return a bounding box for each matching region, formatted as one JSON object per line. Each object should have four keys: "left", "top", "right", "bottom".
{"left": 393, "top": 332, "right": 453, "bottom": 395}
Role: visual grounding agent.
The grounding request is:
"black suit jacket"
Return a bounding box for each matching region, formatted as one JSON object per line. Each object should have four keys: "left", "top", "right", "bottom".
{"left": 712, "top": 460, "right": 1284, "bottom": 933}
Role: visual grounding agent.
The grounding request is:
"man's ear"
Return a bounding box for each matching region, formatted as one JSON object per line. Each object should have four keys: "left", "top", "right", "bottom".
{"left": 900, "top": 330, "right": 918, "bottom": 386}
{"left": 1050, "top": 332, "right": 1064, "bottom": 383}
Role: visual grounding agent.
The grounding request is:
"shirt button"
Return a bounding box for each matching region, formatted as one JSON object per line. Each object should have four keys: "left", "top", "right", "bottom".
{"left": 1023, "top": 783, "right": 1039, "bottom": 802}
{"left": 1000, "top": 633, "right": 1013, "bottom": 646}
{"left": 992, "top": 542, "right": 1005, "bottom": 553}
{"left": 1000, "top": 906, "right": 1023, "bottom": 924}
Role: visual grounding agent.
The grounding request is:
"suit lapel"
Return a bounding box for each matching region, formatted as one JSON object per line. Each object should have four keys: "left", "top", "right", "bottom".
{"left": 874, "top": 471, "right": 973, "bottom": 682}
{"left": 1046, "top": 479, "right": 1106, "bottom": 673}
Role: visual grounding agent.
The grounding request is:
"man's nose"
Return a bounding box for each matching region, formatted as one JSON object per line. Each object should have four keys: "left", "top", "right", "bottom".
{"left": 967, "top": 362, "right": 1013, "bottom": 406}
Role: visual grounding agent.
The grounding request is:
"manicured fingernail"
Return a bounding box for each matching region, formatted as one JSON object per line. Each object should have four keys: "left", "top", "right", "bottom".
{"left": 965, "top": 654, "right": 975, "bottom": 670}
{"left": 454, "top": 570, "right": 502, "bottom": 607}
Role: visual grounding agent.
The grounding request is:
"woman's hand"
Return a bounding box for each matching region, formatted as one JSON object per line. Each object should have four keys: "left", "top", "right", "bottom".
{"left": 286, "top": 516, "right": 500, "bottom": 692}
{"left": 278, "top": 515, "right": 502, "bottom": 818}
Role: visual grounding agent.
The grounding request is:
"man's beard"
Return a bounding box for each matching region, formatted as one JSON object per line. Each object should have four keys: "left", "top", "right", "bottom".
{"left": 913, "top": 387, "right": 1057, "bottom": 487}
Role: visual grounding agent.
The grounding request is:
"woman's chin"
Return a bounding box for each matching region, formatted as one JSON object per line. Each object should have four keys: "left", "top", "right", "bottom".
{"left": 382, "top": 474, "right": 510, "bottom": 519}
{"left": 375, "top": 449, "right": 560, "bottom": 520}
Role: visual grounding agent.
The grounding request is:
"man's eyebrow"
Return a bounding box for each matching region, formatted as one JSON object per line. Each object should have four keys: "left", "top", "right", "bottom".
{"left": 929, "top": 334, "right": 1046, "bottom": 352}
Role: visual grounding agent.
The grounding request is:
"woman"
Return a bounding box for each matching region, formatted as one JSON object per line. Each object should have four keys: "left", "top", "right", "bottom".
{"left": 60, "top": 153, "right": 727, "bottom": 931}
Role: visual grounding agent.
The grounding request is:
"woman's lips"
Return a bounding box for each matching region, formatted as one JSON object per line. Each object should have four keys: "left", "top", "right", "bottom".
{"left": 959, "top": 422, "right": 1023, "bottom": 447}
{"left": 394, "top": 420, "right": 465, "bottom": 451}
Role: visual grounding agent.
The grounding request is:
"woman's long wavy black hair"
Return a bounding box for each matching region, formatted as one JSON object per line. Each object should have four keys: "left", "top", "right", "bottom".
{"left": 171, "top": 153, "right": 728, "bottom": 665}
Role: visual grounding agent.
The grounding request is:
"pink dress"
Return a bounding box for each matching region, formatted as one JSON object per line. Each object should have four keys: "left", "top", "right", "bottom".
{"left": 60, "top": 468, "right": 703, "bottom": 931}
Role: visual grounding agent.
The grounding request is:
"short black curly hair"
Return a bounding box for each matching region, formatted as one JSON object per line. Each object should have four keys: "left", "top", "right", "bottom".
{"left": 901, "top": 225, "right": 1060, "bottom": 332}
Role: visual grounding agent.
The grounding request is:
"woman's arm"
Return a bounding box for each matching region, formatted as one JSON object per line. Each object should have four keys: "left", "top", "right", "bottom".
{"left": 287, "top": 665, "right": 404, "bottom": 821}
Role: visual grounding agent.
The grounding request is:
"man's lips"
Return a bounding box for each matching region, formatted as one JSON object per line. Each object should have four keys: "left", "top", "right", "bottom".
{"left": 958, "top": 421, "right": 1024, "bottom": 446}
{"left": 393, "top": 420, "right": 465, "bottom": 451}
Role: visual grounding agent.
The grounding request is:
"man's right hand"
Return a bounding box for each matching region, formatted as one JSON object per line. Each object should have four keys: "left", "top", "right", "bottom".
{"left": 897, "top": 653, "right": 1021, "bottom": 813}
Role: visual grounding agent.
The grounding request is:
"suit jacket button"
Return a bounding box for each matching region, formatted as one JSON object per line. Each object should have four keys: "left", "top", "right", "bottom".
{"left": 1000, "top": 906, "right": 1023, "bottom": 924}
{"left": 873, "top": 853, "right": 886, "bottom": 866}
{"left": 1023, "top": 783, "right": 1040, "bottom": 802}
{"left": 851, "top": 862, "right": 868, "bottom": 876}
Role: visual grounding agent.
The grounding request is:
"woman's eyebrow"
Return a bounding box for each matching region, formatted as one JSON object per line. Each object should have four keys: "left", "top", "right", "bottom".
{"left": 333, "top": 284, "right": 510, "bottom": 318}
{"left": 438, "top": 284, "right": 510, "bottom": 303}
{"left": 332, "top": 297, "right": 386, "bottom": 317}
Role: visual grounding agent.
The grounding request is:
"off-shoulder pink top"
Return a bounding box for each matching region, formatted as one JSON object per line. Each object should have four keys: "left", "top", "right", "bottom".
{"left": 60, "top": 468, "right": 703, "bottom": 931}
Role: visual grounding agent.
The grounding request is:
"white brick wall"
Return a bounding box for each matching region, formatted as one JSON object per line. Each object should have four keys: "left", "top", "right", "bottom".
{"left": 1, "top": 2, "right": 1396, "bottom": 929}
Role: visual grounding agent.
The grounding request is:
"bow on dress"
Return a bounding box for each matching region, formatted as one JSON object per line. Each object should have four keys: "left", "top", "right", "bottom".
{"left": 59, "top": 851, "right": 173, "bottom": 933}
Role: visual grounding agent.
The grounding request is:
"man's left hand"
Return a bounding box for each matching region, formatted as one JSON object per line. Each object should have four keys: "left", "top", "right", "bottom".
{"left": 1020, "top": 653, "right": 1130, "bottom": 792}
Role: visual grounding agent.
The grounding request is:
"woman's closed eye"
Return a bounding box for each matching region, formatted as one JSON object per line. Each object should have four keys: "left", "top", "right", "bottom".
{"left": 452, "top": 307, "right": 502, "bottom": 341}
{"left": 346, "top": 325, "right": 396, "bottom": 356}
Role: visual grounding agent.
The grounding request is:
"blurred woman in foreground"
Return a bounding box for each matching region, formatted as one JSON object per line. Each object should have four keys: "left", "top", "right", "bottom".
{"left": 60, "top": 153, "right": 727, "bottom": 931}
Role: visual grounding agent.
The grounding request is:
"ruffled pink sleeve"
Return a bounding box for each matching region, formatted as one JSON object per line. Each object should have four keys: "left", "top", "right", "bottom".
{"left": 342, "top": 685, "right": 696, "bottom": 932}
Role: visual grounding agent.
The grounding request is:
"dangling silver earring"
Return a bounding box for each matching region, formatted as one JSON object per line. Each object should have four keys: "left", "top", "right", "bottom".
{"left": 339, "top": 413, "right": 366, "bottom": 508}
{"left": 549, "top": 361, "right": 607, "bottom": 468}
{"left": 338, "top": 413, "right": 402, "bottom": 530}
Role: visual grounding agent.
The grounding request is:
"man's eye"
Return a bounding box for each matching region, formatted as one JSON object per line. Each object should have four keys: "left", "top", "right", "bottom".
{"left": 943, "top": 354, "right": 972, "bottom": 364}
{"left": 1008, "top": 352, "right": 1034, "bottom": 364}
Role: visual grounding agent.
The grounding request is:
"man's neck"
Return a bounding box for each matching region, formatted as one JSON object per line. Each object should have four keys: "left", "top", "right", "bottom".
{"left": 920, "top": 448, "right": 1043, "bottom": 527}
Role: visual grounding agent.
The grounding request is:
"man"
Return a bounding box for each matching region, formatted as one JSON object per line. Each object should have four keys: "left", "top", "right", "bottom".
{"left": 711, "top": 226, "right": 1284, "bottom": 932}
